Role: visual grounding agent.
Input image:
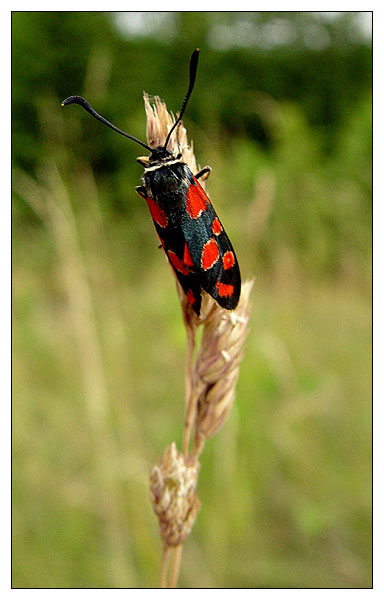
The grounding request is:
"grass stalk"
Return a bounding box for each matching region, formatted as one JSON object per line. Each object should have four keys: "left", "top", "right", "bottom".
{"left": 145, "top": 93, "right": 253, "bottom": 588}
{"left": 169, "top": 545, "right": 183, "bottom": 589}
{"left": 182, "top": 326, "right": 197, "bottom": 456}
{"left": 160, "top": 545, "right": 171, "bottom": 588}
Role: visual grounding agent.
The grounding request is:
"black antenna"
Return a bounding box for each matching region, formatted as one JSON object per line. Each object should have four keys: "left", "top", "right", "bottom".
{"left": 163, "top": 48, "right": 200, "bottom": 151}
{"left": 61, "top": 95, "right": 151, "bottom": 151}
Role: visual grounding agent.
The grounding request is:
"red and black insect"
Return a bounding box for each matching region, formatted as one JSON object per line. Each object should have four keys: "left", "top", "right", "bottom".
{"left": 62, "top": 49, "right": 241, "bottom": 315}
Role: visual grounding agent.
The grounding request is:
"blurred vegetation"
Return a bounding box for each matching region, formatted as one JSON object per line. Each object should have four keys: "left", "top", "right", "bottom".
{"left": 12, "top": 12, "right": 372, "bottom": 588}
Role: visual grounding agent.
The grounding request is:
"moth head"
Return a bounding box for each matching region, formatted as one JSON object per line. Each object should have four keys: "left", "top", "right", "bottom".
{"left": 137, "top": 148, "right": 182, "bottom": 168}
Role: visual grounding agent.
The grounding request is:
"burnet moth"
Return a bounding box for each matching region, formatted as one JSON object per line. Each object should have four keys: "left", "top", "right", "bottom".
{"left": 62, "top": 49, "right": 241, "bottom": 315}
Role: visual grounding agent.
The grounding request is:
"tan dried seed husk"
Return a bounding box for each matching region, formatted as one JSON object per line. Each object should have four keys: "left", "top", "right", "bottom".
{"left": 143, "top": 92, "right": 199, "bottom": 179}
{"left": 193, "top": 280, "right": 253, "bottom": 443}
{"left": 150, "top": 443, "right": 200, "bottom": 547}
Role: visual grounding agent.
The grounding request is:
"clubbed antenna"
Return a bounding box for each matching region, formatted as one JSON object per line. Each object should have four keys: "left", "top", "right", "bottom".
{"left": 61, "top": 95, "right": 151, "bottom": 151}
{"left": 163, "top": 49, "right": 200, "bottom": 151}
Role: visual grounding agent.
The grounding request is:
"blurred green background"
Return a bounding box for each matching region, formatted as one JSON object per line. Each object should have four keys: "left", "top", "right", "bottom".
{"left": 12, "top": 12, "right": 372, "bottom": 588}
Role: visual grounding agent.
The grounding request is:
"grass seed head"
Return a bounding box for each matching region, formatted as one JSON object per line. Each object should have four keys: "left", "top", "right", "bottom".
{"left": 143, "top": 92, "right": 198, "bottom": 176}
{"left": 149, "top": 443, "right": 200, "bottom": 547}
{"left": 193, "top": 280, "right": 254, "bottom": 445}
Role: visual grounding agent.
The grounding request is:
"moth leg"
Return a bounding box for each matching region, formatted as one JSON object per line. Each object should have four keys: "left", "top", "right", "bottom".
{"left": 195, "top": 166, "right": 211, "bottom": 181}
{"left": 135, "top": 185, "right": 146, "bottom": 198}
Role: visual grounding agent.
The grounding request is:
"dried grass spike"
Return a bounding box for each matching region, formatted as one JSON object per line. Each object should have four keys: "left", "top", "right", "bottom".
{"left": 150, "top": 443, "right": 200, "bottom": 547}
{"left": 143, "top": 93, "right": 198, "bottom": 176}
{"left": 193, "top": 280, "right": 254, "bottom": 446}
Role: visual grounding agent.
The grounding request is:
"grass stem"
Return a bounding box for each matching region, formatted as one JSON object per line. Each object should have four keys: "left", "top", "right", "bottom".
{"left": 169, "top": 545, "right": 183, "bottom": 589}
{"left": 182, "top": 326, "right": 196, "bottom": 456}
{"left": 160, "top": 545, "right": 171, "bottom": 588}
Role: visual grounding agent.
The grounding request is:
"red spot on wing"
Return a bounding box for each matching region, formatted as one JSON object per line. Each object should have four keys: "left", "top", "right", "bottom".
{"left": 216, "top": 282, "right": 234, "bottom": 297}
{"left": 146, "top": 197, "right": 168, "bottom": 228}
{"left": 222, "top": 250, "right": 235, "bottom": 270}
{"left": 186, "top": 182, "right": 208, "bottom": 219}
{"left": 186, "top": 289, "right": 196, "bottom": 306}
{"left": 183, "top": 243, "right": 194, "bottom": 267}
{"left": 201, "top": 238, "right": 220, "bottom": 271}
{"left": 212, "top": 217, "right": 223, "bottom": 235}
{"left": 167, "top": 250, "right": 190, "bottom": 276}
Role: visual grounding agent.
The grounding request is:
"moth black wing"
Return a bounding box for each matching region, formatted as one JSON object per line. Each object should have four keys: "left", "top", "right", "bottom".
{"left": 180, "top": 172, "right": 241, "bottom": 310}
{"left": 136, "top": 185, "right": 202, "bottom": 314}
